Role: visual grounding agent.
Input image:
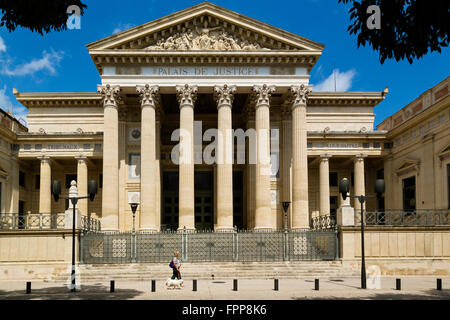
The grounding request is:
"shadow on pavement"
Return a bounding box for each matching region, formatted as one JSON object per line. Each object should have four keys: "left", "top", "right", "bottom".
{"left": 292, "top": 289, "right": 450, "bottom": 300}
{"left": 0, "top": 284, "right": 143, "bottom": 300}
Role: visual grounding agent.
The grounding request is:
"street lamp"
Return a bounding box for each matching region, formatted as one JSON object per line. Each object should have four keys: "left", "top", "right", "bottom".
{"left": 282, "top": 201, "right": 290, "bottom": 230}
{"left": 52, "top": 179, "right": 98, "bottom": 292}
{"left": 129, "top": 202, "right": 139, "bottom": 263}
{"left": 339, "top": 177, "right": 385, "bottom": 289}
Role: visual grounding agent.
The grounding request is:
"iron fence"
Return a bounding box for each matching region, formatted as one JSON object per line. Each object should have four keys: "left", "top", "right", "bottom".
{"left": 80, "top": 228, "right": 338, "bottom": 264}
{"left": 0, "top": 213, "right": 101, "bottom": 231}
{"left": 355, "top": 210, "right": 450, "bottom": 226}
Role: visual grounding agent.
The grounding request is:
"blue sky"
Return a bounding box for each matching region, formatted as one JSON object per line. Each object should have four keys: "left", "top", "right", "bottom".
{"left": 0, "top": 0, "right": 448, "bottom": 127}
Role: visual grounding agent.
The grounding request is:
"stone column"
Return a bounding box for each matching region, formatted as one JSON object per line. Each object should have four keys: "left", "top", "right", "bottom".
{"left": 289, "top": 84, "right": 311, "bottom": 229}
{"left": 9, "top": 158, "right": 19, "bottom": 213}
{"left": 319, "top": 154, "right": 332, "bottom": 217}
{"left": 252, "top": 84, "right": 275, "bottom": 230}
{"left": 176, "top": 84, "right": 197, "bottom": 231}
{"left": 137, "top": 84, "right": 159, "bottom": 231}
{"left": 281, "top": 108, "right": 292, "bottom": 229}
{"left": 38, "top": 156, "right": 51, "bottom": 214}
{"left": 383, "top": 155, "right": 393, "bottom": 210}
{"left": 98, "top": 84, "right": 121, "bottom": 231}
{"left": 76, "top": 156, "right": 88, "bottom": 216}
{"left": 155, "top": 120, "right": 161, "bottom": 230}
{"left": 214, "top": 84, "right": 236, "bottom": 231}
{"left": 354, "top": 153, "right": 367, "bottom": 210}
{"left": 245, "top": 117, "right": 256, "bottom": 229}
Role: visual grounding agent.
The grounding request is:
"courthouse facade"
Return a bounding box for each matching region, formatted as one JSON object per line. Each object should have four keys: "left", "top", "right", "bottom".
{"left": 4, "top": 2, "right": 450, "bottom": 233}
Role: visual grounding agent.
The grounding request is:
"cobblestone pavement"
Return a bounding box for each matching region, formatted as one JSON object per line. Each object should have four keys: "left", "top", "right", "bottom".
{"left": 0, "top": 277, "right": 449, "bottom": 300}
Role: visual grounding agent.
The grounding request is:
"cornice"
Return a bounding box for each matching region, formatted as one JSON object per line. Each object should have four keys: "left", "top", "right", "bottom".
{"left": 308, "top": 91, "right": 387, "bottom": 107}
{"left": 14, "top": 92, "right": 102, "bottom": 109}
{"left": 89, "top": 50, "right": 321, "bottom": 74}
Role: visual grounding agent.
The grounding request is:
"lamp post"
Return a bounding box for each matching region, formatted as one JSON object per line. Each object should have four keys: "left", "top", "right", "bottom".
{"left": 339, "top": 178, "right": 385, "bottom": 289}
{"left": 282, "top": 201, "right": 290, "bottom": 261}
{"left": 52, "top": 179, "right": 98, "bottom": 292}
{"left": 129, "top": 202, "right": 139, "bottom": 263}
{"left": 282, "top": 201, "right": 290, "bottom": 230}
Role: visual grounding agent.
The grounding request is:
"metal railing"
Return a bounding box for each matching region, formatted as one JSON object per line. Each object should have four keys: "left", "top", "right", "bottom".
{"left": 355, "top": 210, "right": 450, "bottom": 226}
{"left": 0, "top": 213, "right": 101, "bottom": 231}
{"left": 80, "top": 228, "right": 338, "bottom": 264}
{"left": 310, "top": 215, "right": 337, "bottom": 230}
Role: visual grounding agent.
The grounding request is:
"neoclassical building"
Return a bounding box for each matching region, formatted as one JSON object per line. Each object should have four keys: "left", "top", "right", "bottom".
{"left": 5, "top": 2, "right": 450, "bottom": 233}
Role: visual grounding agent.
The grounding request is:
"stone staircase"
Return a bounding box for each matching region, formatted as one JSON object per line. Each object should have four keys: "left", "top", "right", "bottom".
{"left": 49, "top": 261, "right": 359, "bottom": 282}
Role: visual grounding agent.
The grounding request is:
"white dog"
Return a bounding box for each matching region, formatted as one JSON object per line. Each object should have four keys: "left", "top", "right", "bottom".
{"left": 165, "top": 278, "right": 184, "bottom": 289}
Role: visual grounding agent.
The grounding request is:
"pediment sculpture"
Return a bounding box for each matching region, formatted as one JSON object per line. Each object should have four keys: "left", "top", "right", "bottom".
{"left": 146, "top": 25, "right": 270, "bottom": 51}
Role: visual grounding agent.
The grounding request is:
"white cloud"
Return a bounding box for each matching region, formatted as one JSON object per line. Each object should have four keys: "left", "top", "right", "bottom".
{"left": 0, "top": 85, "right": 12, "bottom": 107}
{"left": 2, "top": 50, "right": 63, "bottom": 76}
{"left": 0, "top": 85, "right": 28, "bottom": 125}
{"left": 313, "top": 69, "right": 356, "bottom": 92}
{"left": 112, "top": 23, "right": 134, "bottom": 34}
{"left": 0, "top": 36, "right": 6, "bottom": 53}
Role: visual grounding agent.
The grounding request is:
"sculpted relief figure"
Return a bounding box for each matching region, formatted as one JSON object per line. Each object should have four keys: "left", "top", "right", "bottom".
{"left": 145, "top": 24, "right": 268, "bottom": 51}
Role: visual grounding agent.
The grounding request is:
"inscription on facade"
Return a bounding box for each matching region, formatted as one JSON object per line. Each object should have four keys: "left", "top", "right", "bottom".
{"left": 144, "top": 66, "right": 262, "bottom": 76}
{"left": 104, "top": 65, "right": 306, "bottom": 76}
{"left": 46, "top": 144, "right": 80, "bottom": 150}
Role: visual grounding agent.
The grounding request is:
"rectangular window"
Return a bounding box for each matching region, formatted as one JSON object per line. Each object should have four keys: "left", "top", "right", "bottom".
{"left": 329, "top": 172, "right": 338, "bottom": 187}
{"left": 19, "top": 171, "right": 25, "bottom": 187}
{"left": 403, "top": 134, "right": 409, "bottom": 142}
{"left": 128, "top": 153, "right": 141, "bottom": 179}
{"left": 402, "top": 176, "right": 416, "bottom": 211}
{"left": 362, "top": 143, "right": 370, "bottom": 148}
{"left": 65, "top": 174, "right": 77, "bottom": 189}
{"left": 270, "top": 152, "right": 280, "bottom": 178}
{"left": 376, "top": 169, "right": 384, "bottom": 180}
{"left": 35, "top": 175, "right": 40, "bottom": 189}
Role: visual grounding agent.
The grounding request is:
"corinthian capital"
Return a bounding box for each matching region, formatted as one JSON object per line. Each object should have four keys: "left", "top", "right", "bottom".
{"left": 288, "top": 84, "right": 311, "bottom": 107}
{"left": 136, "top": 84, "right": 160, "bottom": 108}
{"left": 214, "top": 84, "right": 237, "bottom": 107}
{"left": 252, "top": 84, "right": 276, "bottom": 107}
{"left": 98, "top": 84, "right": 121, "bottom": 107}
{"left": 176, "top": 84, "right": 198, "bottom": 107}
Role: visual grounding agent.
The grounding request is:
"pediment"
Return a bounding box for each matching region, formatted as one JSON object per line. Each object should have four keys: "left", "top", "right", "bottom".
{"left": 395, "top": 158, "right": 420, "bottom": 176}
{"left": 438, "top": 144, "right": 450, "bottom": 161}
{"left": 86, "top": 2, "right": 324, "bottom": 52}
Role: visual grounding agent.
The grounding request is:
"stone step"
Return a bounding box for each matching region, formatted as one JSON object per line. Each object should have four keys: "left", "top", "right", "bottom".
{"left": 46, "top": 262, "right": 357, "bottom": 281}
{"left": 52, "top": 272, "right": 359, "bottom": 281}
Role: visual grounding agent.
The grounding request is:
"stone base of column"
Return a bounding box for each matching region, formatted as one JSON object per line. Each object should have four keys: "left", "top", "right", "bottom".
{"left": 337, "top": 206, "right": 355, "bottom": 226}
{"left": 215, "top": 227, "right": 234, "bottom": 232}
{"left": 290, "top": 226, "right": 309, "bottom": 231}
{"left": 64, "top": 209, "right": 82, "bottom": 229}
{"left": 253, "top": 226, "right": 274, "bottom": 231}
{"left": 177, "top": 227, "right": 196, "bottom": 233}
{"left": 138, "top": 227, "right": 158, "bottom": 233}
{"left": 100, "top": 215, "right": 119, "bottom": 232}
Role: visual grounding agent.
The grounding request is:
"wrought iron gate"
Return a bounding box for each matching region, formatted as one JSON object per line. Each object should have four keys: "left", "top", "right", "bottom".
{"left": 80, "top": 229, "right": 338, "bottom": 264}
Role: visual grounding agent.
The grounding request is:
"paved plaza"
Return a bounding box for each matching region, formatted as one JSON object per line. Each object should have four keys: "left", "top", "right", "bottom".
{"left": 0, "top": 277, "right": 448, "bottom": 300}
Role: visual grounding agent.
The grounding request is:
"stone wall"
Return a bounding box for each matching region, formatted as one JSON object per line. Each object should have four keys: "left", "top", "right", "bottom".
{"left": 0, "top": 230, "right": 79, "bottom": 263}
{"left": 339, "top": 226, "right": 450, "bottom": 275}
